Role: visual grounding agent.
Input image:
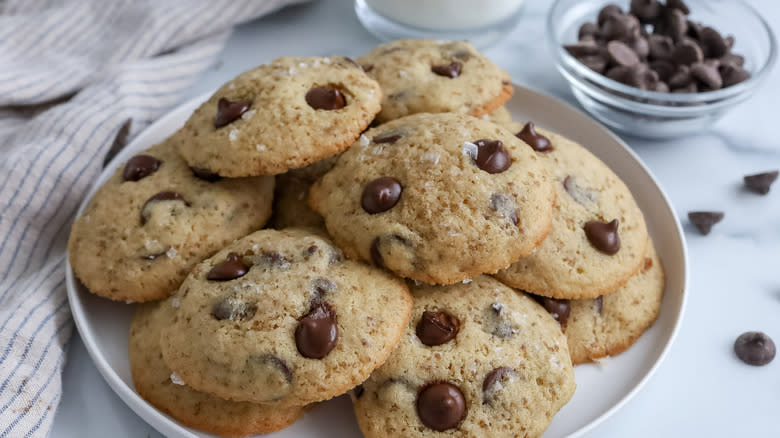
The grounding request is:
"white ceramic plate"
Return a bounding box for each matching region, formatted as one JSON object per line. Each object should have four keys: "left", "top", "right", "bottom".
{"left": 66, "top": 86, "right": 688, "bottom": 438}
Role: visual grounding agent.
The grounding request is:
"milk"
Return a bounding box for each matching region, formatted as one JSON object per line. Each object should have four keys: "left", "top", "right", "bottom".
{"left": 364, "top": 0, "right": 525, "bottom": 31}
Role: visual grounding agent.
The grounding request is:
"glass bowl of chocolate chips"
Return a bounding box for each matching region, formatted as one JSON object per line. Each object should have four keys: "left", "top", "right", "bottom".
{"left": 549, "top": 0, "right": 777, "bottom": 139}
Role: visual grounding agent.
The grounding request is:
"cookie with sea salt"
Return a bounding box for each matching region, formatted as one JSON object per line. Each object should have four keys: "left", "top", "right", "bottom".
{"left": 270, "top": 156, "right": 337, "bottom": 231}
{"left": 175, "top": 56, "right": 382, "bottom": 177}
{"left": 351, "top": 276, "right": 575, "bottom": 438}
{"left": 357, "top": 40, "right": 513, "bottom": 123}
{"left": 129, "top": 301, "right": 304, "bottom": 437}
{"left": 309, "top": 112, "right": 555, "bottom": 285}
{"left": 159, "top": 228, "right": 413, "bottom": 407}
{"left": 494, "top": 121, "right": 648, "bottom": 299}
{"left": 68, "top": 139, "right": 274, "bottom": 302}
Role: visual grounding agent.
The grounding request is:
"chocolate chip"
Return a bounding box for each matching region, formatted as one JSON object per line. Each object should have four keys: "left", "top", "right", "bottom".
{"left": 598, "top": 4, "right": 623, "bottom": 26}
{"left": 260, "top": 251, "right": 289, "bottom": 268}
{"left": 578, "top": 22, "right": 599, "bottom": 40}
{"left": 373, "top": 133, "right": 402, "bottom": 144}
{"left": 305, "top": 86, "right": 346, "bottom": 110}
{"left": 630, "top": 0, "right": 661, "bottom": 23}
{"left": 312, "top": 278, "right": 337, "bottom": 302}
{"left": 538, "top": 297, "right": 571, "bottom": 326}
{"left": 672, "top": 82, "right": 698, "bottom": 93}
{"left": 734, "top": 331, "right": 776, "bottom": 366}
{"left": 190, "top": 167, "right": 222, "bottom": 182}
{"left": 482, "top": 367, "right": 518, "bottom": 406}
{"left": 214, "top": 97, "right": 251, "bottom": 128}
{"left": 416, "top": 382, "right": 467, "bottom": 431}
{"left": 431, "top": 62, "right": 462, "bottom": 78}
{"left": 341, "top": 56, "right": 361, "bottom": 68}
{"left": 595, "top": 296, "right": 604, "bottom": 314}
{"left": 563, "top": 175, "right": 597, "bottom": 206}
{"left": 667, "top": 0, "right": 690, "bottom": 15}
{"left": 743, "top": 170, "right": 778, "bottom": 195}
{"left": 601, "top": 14, "right": 640, "bottom": 41}
{"left": 607, "top": 40, "right": 640, "bottom": 67}
{"left": 487, "top": 304, "right": 517, "bottom": 338}
{"left": 514, "top": 122, "right": 552, "bottom": 153}
{"left": 140, "top": 191, "right": 188, "bottom": 225}
{"left": 370, "top": 237, "right": 384, "bottom": 268}
{"left": 720, "top": 64, "right": 751, "bottom": 87}
{"left": 648, "top": 34, "right": 674, "bottom": 60}
{"left": 686, "top": 19, "right": 702, "bottom": 39}
{"left": 211, "top": 296, "right": 257, "bottom": 321}
{"left": 720, "top": 53, "right": 745, "bottom": 68}
{"left": 353, "top": 384, "right": 365, "bottom": 399}
{"left": 650, "top": 60, "right": 676, "bottom": 81}
{"left": 361, "top": 177, "right": 402, "bottom": 214}
{"left": 207, "top": 252, "right": 249, "bottom": 281}
{"left": 361, "top": 64, "right": 374, "bottom": 73}
{"left": 329, "top": 247, "right": 344, "bottom": 264}
{"left": 607, "top": 64, "right": 651, "bottom": 88}
{"left": 564, "top": 42, "right": 602, "bottom": 58}
{"left": 489, "top": 193, "right": 518, "bottom": 226}
{"left": 295, "top": 302, "right": 338, "bottom": 359}
{"left": 473, "top": 139, "right": 511, "bottom": 173}
{"left": 578, "top": 55, "right": 609, "bottom": 74}
{"left": 416, "top": 311, "right": 461, "bottom": 346}
{"left": 665, "top": 9, "right": 688, "bottom": 42}
{"left": 699, "top": 27, "right": 728, "bottom": 58}
{"left": 671, "top": 39, "right": 703, "bottom": 65}
{"left": 630, "top": 36, "right": 650, "bottom": 59}
{"left": 251, "top": 354, "right": 293, "bottom": 389}
{"left": 369, "top": 233, "right": 412, "bottom": 269}
{"left": 123, "top": 155, "right": 161, "bottom": 182}
{"left": 690, "top": 62, "right": 723, "bottom": 90}
{"left": 688, "top": 211, "right": 724, "bottom": 235}
{"left": 584, "top": 219, "right": 621, "bottom": 255}
{"left": 668, "top": 65, "right": 692, "bottom": 88}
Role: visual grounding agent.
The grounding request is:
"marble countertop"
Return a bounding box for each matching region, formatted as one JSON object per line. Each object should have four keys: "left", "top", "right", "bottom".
{"left": 52, "top": 0, "right": 780, "bottom": 436}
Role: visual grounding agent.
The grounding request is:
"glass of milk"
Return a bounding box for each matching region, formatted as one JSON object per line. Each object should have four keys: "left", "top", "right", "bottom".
{"left": 355, "top": 0, "right": 525, "bottom": 48}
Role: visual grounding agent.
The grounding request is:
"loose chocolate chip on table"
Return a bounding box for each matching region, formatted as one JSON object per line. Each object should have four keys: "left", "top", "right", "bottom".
{"left": 123, "top": 155, "right": 161, "bottom": 182}
{"left": 416, "top": 310, "right": 461, "bottom": 346}
{"left": 190, "top": 167, "right": 222, "bottom": 182}
{"left": 667, "top": 0, "right": 690, "bottom": 15}
{"left": 743, "top": 170, "right": 778, "bottom": 195}
{"left": 607, "top": 40, "right": 641, "bottom": 67}
{"left": 690, "top": 62, "right": 723, "bottom": 90}
{"left": 211, "top": 296, "right": 257, "bottom": 321}
{"left": 584, "top": 219, "right": 621, "bottom": 255}
{"left": 482, "top": 367, "right": 519, "bottom": 406}
{"left": 687, "top": 211, "right": 724, "bottom": 235}
{"left": 473, "top": 139, "right": 512, "bottom": 173}
{"left": 538, "top": 297, "right": 571, "bottom": 326}
{"left": 306, "top": 86, "right": 346, "bottom": 110}
{"left": 207, "top": 252, "right": 249, "bottom": 281}
{"left": 671, "top": 40, "right": 703, "bottom": 65}
{"left": 598, "top": 4, "right": 623, "bottom": 27}
{"left": 516, "top": 122, "right": 552, "bottom": 153}
{"left": 140, "top": 191, "right": 188, "bottom": 225}
{"left": 648, "top": 34, "right": 675, "bottom": 61}
{"left": 295, "top": 302, "right": 338, "bottom": 359}
{"left": 361, "top": 177, "right": 402, "bottom": 214}
{"left": 630, "top": 0, "right": 662, "bottom": 23}
{"left": 416, "top": 382, "right": 467, "bottom": 432}
{"left": 734, "top": 331, "right": 776, "bottom": 366}
{"left": 720, "top": 64, "right": 751, "bottom": 87}
{"left": 431, "top": 62, "right": 462, "bottom": 78}
{"left": 373, "top": 133, "right": 402, "bottom": 144}
{"left": 214, "top": 97, "right": 252, "bottom": 128}
{"left": 699, "top": 27, "right": 729, "bottom": 59}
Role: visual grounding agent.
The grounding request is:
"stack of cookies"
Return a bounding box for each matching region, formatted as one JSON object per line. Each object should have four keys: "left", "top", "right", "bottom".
{"left": 68, "top": 39, "right": 664, "bottom": 437}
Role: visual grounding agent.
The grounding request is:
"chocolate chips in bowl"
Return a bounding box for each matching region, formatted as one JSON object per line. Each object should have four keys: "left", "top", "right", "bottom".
{"left": 548, "top": 0, "right": 777, "bottom": 138}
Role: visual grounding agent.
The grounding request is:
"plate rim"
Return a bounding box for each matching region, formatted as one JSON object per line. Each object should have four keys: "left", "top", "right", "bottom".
{"left": 65, "top": 85, "right": 689, "bottom": 438}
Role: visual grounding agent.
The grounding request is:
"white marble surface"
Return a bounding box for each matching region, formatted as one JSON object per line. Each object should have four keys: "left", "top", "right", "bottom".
{"left": 52, "top": 0, "right": 780, "bottom": 436}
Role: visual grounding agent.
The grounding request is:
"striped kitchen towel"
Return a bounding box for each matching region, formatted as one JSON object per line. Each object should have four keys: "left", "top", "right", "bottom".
{"left": 0, "top": 0, "right": 308, "bottom": 435}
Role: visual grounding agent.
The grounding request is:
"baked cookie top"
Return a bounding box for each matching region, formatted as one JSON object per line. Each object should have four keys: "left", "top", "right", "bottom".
{"left": 160, "top": 229, "right": 413, "bottom": 407}
{"left": 129, "top": 301, "right": 304, "bottom": 437}
{"left": 352, "top": 276, "right": 575, "bottom": 438}
{"left": 357, "top": 40, "right": 513, "bottom": 123}
{"left": 67, "top": 139, "right": 274, "bottom": 302}
{"left": 176, "top": 56, "right": 382, "bottom": 177}
{"left": 309, "top": 112, "right": 555, "bottom": 285}
{"left": 494, "top": 122, "right": 648, "bottom": 299}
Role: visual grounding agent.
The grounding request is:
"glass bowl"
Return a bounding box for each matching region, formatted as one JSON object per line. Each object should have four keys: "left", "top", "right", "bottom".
{"left": 548, "top": 0, "right": 777, "bottom": 139}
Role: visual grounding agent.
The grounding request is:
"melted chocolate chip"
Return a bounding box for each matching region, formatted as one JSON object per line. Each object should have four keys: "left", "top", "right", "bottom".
{"left": 482, "top": 367, "right": 518, "bottom": 406}
{"left": 688, "top": 211, "right": 724, "bottom": 235}
{"left": 211, "top": 296, "right": 257, "bottom": 321}
{"left": 206, "top": 252, "right": 249, "bottom": 281}
{"left": 252, "top": 354, "right": 293, "bottom": 384}
{"left": 214, "top": 98, "right": 251, "bottom": 128}
{"left": 487, "top": 303, "right": 517, "bottom": 338}
{"left": 311, "top": 278, "right": 337, "bottom": 302}
{"left": 416, "top": 311, "right": 460, "bottom": 346}
{"left": 743, "top": 170, "right": 778, "bottom": 195}
{"left": 416, "top": 382, "right": 467, "bottom": 431}
{"left": 305, "top": 86, "right": 346, "bottom": 110}
{"left": 734, "top": 331, "right": 775, "bottom": 366}
{"left": 123, "top": 155, "right": 161, "bottom": 182}
{"left": 489, "top": 193, "right": 518, "bottom": 226}
{"left": 261, "top": 251, "right": 289, "bottom": 268}
{"left": 353, "top": 384, "right": 365, "bottom": 398}
{"left": 295, "top": 302, "right": 338, "bottom": 359}
{"left": 595, "top": 296, "right": 604, "bottom": 314}
{"left": 140, "top": 191, "right": 188, "bottom": 225}
{"left": 539, "top": 297, "right": 571, "bottom": 326}
{"left": 473, "top": 139, "right": 511, "bottom": 173}
{"left": 361, "top": 177, "right": 402, "bottom": 214}
{"left": 373, "top": 133, "right": 402, "bottom": 144}
{"left": 584, "top": 219, "right": 621, "bottom": 255}
{"left": 516, "top": 122, "right": 552, "bottom": 153}
{"left": 370, "top": 237, "right": 385, "bottom": 268}
{"left": 431, "top": 62, "right": 462, "bottom": 78}
{"left": 190, "top": 167, "right": 222, "bottom": 182}
{"left": 563, "top": 175, "right": 597, "bottom": 206}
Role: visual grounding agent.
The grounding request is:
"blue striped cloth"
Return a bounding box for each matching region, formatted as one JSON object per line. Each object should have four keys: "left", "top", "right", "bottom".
{"left": 0, "top": 0, "right": 306, "bottom": 435}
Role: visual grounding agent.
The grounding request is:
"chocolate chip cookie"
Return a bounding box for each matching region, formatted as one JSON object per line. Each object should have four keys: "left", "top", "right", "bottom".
{"left": 309, "top": 112, "right": 555, "bottom": 285}
{"left": 357, "top": 40, "right": 513, "bottom": 123}
{"left": 175, "top": 56, "right": 382, "bottom": 177}
{"left": 68, "top": 139, "right": 274, "bottom": 302}
{"left": 494, "top": 122, "right": 648, "bottom": 299}
{"left": 159, "top": 228, "right": 413, "bottom": 407}
{"left": 270, "top": 156, "right": 337, "bottom": 231}
{"left": 352, "top": 276, "right": 575, "bottom": 437}
{"left": 130, "top": 301, "right": 304, "bottom": 436}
